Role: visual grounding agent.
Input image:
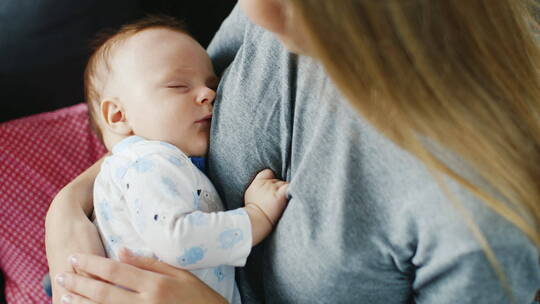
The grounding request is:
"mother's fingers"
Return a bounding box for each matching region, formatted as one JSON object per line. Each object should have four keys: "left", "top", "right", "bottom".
{"left": 56, "top": 272, "right": 133, "bottom": 304}
{"left": 118, "top": 248, "right": 195, "bottom": 279}
{"left": 60, "top": 293, "right": 97, "bottom": 304}
{"left": 68, "top": 253, "right": 152, "bottom": 291}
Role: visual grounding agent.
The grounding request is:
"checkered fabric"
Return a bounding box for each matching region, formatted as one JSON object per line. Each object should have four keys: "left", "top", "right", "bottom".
{"left": 0, "top": 104, "right": 106, "bottom": 303}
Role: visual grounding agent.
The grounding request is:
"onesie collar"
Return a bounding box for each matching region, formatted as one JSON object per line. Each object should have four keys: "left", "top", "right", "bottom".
{"left": 112, "top": 136, "right": 145, "bottom": 154}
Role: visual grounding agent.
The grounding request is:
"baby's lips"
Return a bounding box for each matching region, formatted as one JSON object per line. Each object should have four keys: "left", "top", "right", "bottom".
{"left": 195, "top": 114, "right": 213, "bottom": 123}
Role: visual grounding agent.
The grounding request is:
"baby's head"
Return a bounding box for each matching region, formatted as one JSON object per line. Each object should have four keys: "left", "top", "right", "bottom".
{"left": 85, "top": 15, "right": 218, "bottom": 156}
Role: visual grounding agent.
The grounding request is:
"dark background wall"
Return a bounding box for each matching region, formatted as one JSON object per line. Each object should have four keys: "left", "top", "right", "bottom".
{"left": 0, "top": 0, "right": 236, "bottom": 123}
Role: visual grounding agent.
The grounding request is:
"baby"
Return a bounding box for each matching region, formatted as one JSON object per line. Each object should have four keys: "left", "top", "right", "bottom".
{"left": 84, "top": 16, "right": 288, "bottom": 303}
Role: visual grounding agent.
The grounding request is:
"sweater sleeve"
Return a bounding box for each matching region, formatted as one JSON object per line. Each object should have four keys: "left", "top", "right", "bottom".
{"left": 207, "top": 4, "right": 249, "bottom": 76}
{"left": 122, "top": 152, "right": 252, "bottom": 270}
{"left": 406, "top": 179, "right": 540, "bottom": 304}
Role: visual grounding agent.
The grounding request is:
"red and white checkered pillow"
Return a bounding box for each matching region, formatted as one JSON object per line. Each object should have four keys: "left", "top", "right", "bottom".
{"left": 0, "top": 104, "right": 106, "bottom": 303}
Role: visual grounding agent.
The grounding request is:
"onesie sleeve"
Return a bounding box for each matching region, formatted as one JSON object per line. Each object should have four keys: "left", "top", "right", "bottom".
{"left": 122, "top": 151, "right": 252, "bottom": 270}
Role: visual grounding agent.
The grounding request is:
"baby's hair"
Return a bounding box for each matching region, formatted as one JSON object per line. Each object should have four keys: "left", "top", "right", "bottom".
{"left": 84, "top": 15, "right": 189, "bottom": 142}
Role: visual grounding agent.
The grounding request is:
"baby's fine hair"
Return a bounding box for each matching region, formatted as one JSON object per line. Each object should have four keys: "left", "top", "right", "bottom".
{"left": 84, "top": 15, "right": 189, "bottom": 142}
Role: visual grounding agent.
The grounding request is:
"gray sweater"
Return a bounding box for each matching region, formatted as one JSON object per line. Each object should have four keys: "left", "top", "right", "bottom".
{"left": 207, "top": 6, "right": 540, "bottom": 304}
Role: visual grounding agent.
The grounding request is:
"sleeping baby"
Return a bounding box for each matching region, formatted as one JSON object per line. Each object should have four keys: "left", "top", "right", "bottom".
{"left": 84, "top": 15, "right": 289, "bottom": 304}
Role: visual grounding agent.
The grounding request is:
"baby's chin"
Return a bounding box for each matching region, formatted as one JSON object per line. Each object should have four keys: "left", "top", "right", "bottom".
{"left": 186, "top": 142, "right": 209, "bottom": 157}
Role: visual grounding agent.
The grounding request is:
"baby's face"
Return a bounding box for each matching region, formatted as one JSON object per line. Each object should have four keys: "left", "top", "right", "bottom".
{"left": 108, "top": 28, "right": 218, "bottom": 156}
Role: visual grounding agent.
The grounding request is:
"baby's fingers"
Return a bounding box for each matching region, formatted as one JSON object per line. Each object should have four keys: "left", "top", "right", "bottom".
{"left": 277, "top": 183, "right": 289, "bottom": 197}
{"left": 255, "top": 169, "right": 275, "bottom": 180}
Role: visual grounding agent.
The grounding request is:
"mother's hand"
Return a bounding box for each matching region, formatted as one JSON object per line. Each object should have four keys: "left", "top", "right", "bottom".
{"left": 55, "top": 249, "right": 228, "bottom": 304}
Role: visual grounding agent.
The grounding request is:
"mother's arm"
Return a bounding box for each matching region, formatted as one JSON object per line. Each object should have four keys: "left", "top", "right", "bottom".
{"left": 45, "top": 159, "right": 106, "bottom": 303}
{"left": 207, "top": 4, "right": 249, "bottom": 76}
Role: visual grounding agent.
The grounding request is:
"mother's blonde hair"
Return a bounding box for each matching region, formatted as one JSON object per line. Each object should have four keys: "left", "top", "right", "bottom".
{"left": 289, "top": 0, "right": 540, "bottom": 289}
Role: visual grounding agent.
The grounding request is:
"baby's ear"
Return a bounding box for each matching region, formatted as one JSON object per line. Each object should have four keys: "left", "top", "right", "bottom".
{"left": 100, "top": 99, "right": 132, "bottom": 135}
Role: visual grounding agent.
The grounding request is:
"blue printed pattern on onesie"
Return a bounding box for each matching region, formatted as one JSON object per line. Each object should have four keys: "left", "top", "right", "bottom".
{"left": 186, "top": 211, "right": 210, "bottom": 226}
{"left": 109, "top": 235, "right": 123, "bottom": 246}
{"left": 167, "top": 155, "right": 185, "bottom": 167}
{"left": 218, "top": 228, "right": 244, "bottom": 249}
{"left": 106, "top": 235, "right": 123, "bottom": 257}
{"left": 98, "top": 200, "right": 113, "bottom": 221}
{"left": 162, "top": 176, "right": 181, "bottom": 197}
{"left": 214, "top": 266, "right": 226, "bottom": 282}
{"left": 159, "top": 141, "right": 179, "bottom": 151}
{"left": 133, "top": 158, "right": 154, "bottom": 173}
{"left": 177, "top": 246, "right": 206, "bottom": 266}
{"left": 132, "top": 199, "right": 146, "bottom": 231}
{"left": 192, "top": 190, "right": 201, "bottom": 209}
{"left": 103, "top": 238, "right": 117, "bottom": 259}
{"left": 115, "top": 166, "right": 128, "bottom": 179}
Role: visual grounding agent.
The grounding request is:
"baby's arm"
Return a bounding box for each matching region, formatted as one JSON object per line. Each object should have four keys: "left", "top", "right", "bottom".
{"left": 120, "top": 153, "right": 287, "bottom": 270}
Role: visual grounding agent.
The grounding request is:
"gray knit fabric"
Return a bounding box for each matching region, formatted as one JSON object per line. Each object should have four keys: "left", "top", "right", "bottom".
{"left": 206, "top": 6, "right": 540, "bottom": 304}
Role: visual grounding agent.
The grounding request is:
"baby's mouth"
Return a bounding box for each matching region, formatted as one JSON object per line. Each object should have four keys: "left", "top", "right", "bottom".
{"left": 195, "top": 114, "right": 212, "bottom": 124}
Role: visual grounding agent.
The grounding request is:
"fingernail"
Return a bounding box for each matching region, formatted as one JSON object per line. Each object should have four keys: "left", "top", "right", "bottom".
{"left": 61, "top": 294, "right": 72, "bottom": 303}
{"left": 68, "top": 255, "right": 78, "bottom": 267}
{"left": 55, "top": 274, "right": 66, "bottom": 287}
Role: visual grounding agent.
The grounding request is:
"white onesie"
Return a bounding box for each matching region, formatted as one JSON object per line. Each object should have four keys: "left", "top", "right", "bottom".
{"left": 93, "top": 136, "right": 252, "bottom": 303}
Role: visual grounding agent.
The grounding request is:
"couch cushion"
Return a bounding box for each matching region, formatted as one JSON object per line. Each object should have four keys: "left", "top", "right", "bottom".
{"left": 0, "top": 103, "right": 107, "bottom": 303}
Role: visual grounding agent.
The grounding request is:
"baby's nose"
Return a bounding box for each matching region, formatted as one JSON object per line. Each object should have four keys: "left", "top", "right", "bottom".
{"left": 197, "top": 87, "right": 216, "bottom": 104}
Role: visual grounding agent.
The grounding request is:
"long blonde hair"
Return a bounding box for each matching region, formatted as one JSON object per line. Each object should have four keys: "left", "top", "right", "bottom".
{"left": 289, "top": 0, "right": 540, "bottom": 269}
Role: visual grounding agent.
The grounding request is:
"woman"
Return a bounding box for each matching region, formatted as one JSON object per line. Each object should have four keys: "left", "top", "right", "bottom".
{"left": 46, "top": 0, "right": 540, "bottom": 303}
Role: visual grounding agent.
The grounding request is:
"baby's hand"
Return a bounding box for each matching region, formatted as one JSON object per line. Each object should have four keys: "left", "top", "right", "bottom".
{"left": 244, "top": 169, "right": 289, "bottom": 226}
